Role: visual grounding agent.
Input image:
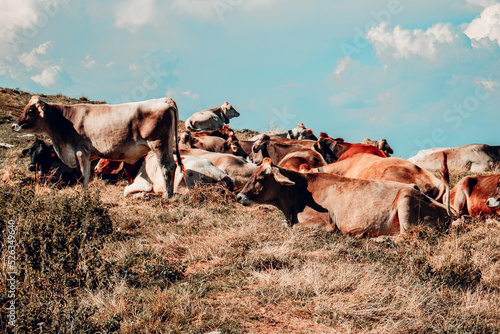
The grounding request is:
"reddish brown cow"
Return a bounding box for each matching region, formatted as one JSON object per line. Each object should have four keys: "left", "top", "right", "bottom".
{"left": 179, "top": 132, "right": 248, "bottom": 158}
{"left": 94, "top": 158, "right": 144, "bottom": 184}
{"left": 316, "top": 133, "right": 387, "bottom": 162}
{"left": 237, "top": 158, "right": 451, "bottom": 237}
{"left": 300, "top": 153, "right": 449, "bottom": 202}
{"left": 450, "top": 174, "right": 500, "bottom": 216}
{"left": 189, "top": 125, "right": 235, "bottom": 139}
{"left": 250, "top": 134, "right": 326, "bottom": 171}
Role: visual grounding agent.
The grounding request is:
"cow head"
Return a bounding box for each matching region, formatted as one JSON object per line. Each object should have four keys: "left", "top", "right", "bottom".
{"left": 12, "top": 96, "right": 48, "bottom": 133}
{"left": 377, "top": 139, "right": 394, "bottom": 156}
{"left": 221, "top": 101, "right": 240, "bottom": 119}
{"left": 220, "top": 124, "right": 235, "bottom": 137}
{"left": 237, "top": 158, "right": 295, "bottom": 206}
{"left": 94, "top": 159, "right": 124, "bottom": 175}
{"left": 250, "top": 134, "right": 271, "bottom": 165}
{"left": 486, "top": 178, "right": 500, "bottom": 209}
{"left": 179, "top": 132, "right": 197, "bottom": 149}
{"left": 22, "top": 139, "right": 55, "bottom": 174}
{"left": 317, "top": 133, "right": 343, "bottom": 162}
{"left": 293, "top": 123, "right": 317, "bottom": 140}
{"left": 221, "top": 135, "right": 248, "bottom": 158}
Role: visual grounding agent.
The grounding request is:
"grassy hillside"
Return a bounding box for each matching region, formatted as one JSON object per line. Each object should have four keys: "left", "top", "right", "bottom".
{"left": 1, "top": 89, "right": 500, "bottom": 333}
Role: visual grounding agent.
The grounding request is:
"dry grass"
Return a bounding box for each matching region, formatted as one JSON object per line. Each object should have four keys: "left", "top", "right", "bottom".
{"left": 2, "top": 89, "right": 500, "bottom": 333}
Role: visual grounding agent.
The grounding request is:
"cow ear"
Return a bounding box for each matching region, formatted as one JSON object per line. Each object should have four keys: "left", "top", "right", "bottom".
{"left": 36, "top": 100, "right": 45, "bottom": 118}
{"left": 272, "top": 168, "right": 295, "bottom": 186}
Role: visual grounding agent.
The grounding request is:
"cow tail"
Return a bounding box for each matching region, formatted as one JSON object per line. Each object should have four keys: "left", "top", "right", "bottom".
{"left": 173, "top": 100, "right": 185, "bottom": 174}
{"left": 441, "top": 152, "right": 451, "bottom": 217}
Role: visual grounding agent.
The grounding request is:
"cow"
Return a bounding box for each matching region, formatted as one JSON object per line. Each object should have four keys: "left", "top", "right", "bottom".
{"left": 179, "top": 132, "right": 248, "bottom": 158}
{"left": 316, "top": 133, "right": 387, "bottom": 163}
{"left": 94, "top": 157, "right": 144, "bottom": 184}
{"left": 189, "top": 125, "right": 235, "bottom": 139}
{"left": 249, "top": 123, "right": 317, "bottom": 141}
{"left": 362, "top": 138, "right": 394, "bottom": 157}
{"left": 179, "top": 149, "right": 257, "bottom": 189}
{"left": 237, "top": 158, "right": 451, "bottom": 237}
{"left": 12, "top": 95, "right": 183, "bottom": 197}
{"left": 300, "top": 153, "right": 449, "bottom": 202}
{"left": 21, "top": 138, "right": 80, "bottom": 184}
{"left": 448, "top": 174, "right": 500, "bottom": 216}
{"left": 487, "top": 177, "right": 500, "bottom": 213}
{"left": 124, "top": 152, "right": 234, "bottom": 196}
{"left": 408, "top": 144, "right": 500, "bottom": 172}
{"left": 185, "top": 102, "right": 240, "bottom": 132}
{"left": 250, "top": 134, "right": 326, "bottom": 171}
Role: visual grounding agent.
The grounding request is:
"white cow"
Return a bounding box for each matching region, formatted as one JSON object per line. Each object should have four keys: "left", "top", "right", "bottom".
{"left": 185, "top": 102, "right": 240, "bottom": 132}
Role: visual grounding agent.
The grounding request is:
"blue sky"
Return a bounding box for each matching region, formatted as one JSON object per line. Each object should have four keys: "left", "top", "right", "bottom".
{"left": 1, "top": 0, "right": 499, "bottom": 158}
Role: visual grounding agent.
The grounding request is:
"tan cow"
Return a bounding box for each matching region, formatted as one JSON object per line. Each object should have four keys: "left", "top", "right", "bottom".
{"left": 408, "top": 144, "right": 500, "bottom": 172}
{"left": 450, "top": 174, "right": 500, "bottom": 216}
{"left": 249, "top": 122, "right": 317, "bottom": 141}
{"left": 362, "top": 138, "right": 394, "bottom": 157}
{"left": 237, "top": 158, "right": 451, "bottom": 237}
{"left": 179, "top": 149, "right": 257, "bottom": 189}
{"left": 124, "top": 152, "right": 234, "bottom": 196}
{"left": 179, "top": 132, "right": 248, "bottom": 158}
{"left": 12, "top": 96, "right": 183, "bottom": 196}
{"left": 185, "top": 102, "right": 240, "bottom": 132}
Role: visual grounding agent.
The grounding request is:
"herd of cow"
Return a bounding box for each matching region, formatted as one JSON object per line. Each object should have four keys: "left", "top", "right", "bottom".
{"left": 11, "top": 95, "right": 500, "bottom": 238}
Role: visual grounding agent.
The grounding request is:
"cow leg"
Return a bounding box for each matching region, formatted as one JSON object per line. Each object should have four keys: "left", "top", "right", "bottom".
{"left": 148, "top": 140, "right": 175, "bottom": 198}
{"left": 76, "top": 150, "right": 90, "bottom": 189}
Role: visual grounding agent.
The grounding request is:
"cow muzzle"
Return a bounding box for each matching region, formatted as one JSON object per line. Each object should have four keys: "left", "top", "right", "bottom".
{"left": 12, "top": 123, "right": 22, "bottom": 132}
{"left": 486, "top": 197, "right": 500, "bottom": 209}
{"left": 237, "top": 193, "right": 252, "bottom": 206}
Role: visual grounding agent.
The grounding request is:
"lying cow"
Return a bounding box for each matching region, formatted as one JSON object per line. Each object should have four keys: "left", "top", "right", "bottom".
{"left": 250, "top": 123, "right": 317, "bottom": 141}
{"left": 190, "top": 125, "right": 234, "bottom": 139}
{"left": 94, "top": 157, "right": 144, "bottom": 184}
{"left": 362, "top": 138, "right": 394, "bottom": 157}
{"left": 487, "top": 178, "right": 500, "bottom": 214}
{"left": 317, "top": 133, "right": 386, "bottom": 162}
{"left": 12, "top": 96, "right": 183, "bottom": 197}
{"left": 300, "top": 153, "right": 449, "bottom": 202}
{"left": 250, "top": 134, "right": 326, "bottom": 171}
{"left": 408, "top": 144, "right": 500, "bottom": 172}
{"left": 179, "top": 149, "right": 257, "bottom": 189}
{"left": 179, "top": 132, "right": 248, "bottom": 158}
{"left": 185, "top": 102, "right": 240, "bottom": 132}
{"left": 124, "top": 152, "right": 234, "bottom": 196}
{"left": 22, "top": 139, "right": 80, "bottom": 184}
{"left": 237, "top": 158, "right": 451, "bottom": 237}
{"left": 450, "top": 174, "right": 500, "bottom": 216}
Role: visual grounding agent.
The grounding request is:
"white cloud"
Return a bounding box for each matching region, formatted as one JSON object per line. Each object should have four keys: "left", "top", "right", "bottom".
{"left": 31, "top": 66, "right": 63, "bottom": 87}
{"left": 465, "top": 3, "right": 500, "bottom": 47}
{"left": 366, "top": 22, "right": 458, "bottom": 60}
{"left": 0, "top": 0, "right": 66, "bottom": 58}
{"left": 182, "top": 89, "right": 200, "bottom": 100}
{"left": 473, "top": 76, "right": 497, "bottom": 90}
{"left": 115, "top": 0, "right": 155, "bottom": 33}
{"left": 82, "top": 54, "right": 97, "bottom": 69}
{"left": 465, "top": 0, "right": 499, "bottom": 8}
{"left": 330, "top": 57, "right": 351, "bottom": 80}
{"left": 105, "top": 61, "right": 114, "bottom": 68}
{"left": 17, "top": 41, "right": 54, "bottom": 70}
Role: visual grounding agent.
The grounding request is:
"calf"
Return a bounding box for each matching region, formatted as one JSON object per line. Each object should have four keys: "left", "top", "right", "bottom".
{"left": 449, "top": 174, "right": 500, "bottom": 216}
{"left": 237, "top": 158, "right": 451, "bottom": 237}
{"left": 185, "top": 102, "right": 240, "bottom": 132}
